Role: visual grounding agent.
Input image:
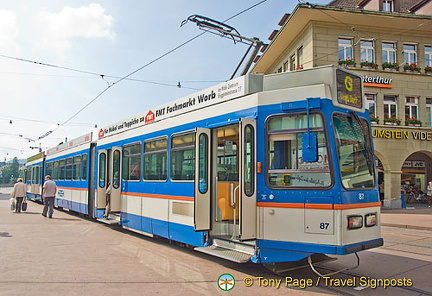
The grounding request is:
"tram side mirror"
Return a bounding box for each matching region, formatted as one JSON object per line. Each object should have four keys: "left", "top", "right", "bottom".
{"left": 302, "top": 132, "right": 318, "bottom": 162}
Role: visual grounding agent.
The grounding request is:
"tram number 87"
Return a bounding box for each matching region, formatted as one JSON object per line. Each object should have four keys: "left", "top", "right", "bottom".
{"left": 320, "top": 222, "right": 330, "bottom": 230}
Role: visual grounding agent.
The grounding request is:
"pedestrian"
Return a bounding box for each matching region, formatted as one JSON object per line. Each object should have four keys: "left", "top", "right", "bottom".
{"left": 427, "top": 181, "right": 432, "bottom": 208}
{"left": 379, "top": 181, "right": 384, "bottom": 203}
{"left": 11, "top": 178, "right": 26, "bottom": 213}
{"left": 42, "top": 175, "right": 57, "bottom": 218}
{"left": 104, "top": 182, "right": 112, "bottom": 219}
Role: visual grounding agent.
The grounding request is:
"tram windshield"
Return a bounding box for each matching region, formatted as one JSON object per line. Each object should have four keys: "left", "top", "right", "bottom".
{"left": 333, "top": 113, "right": 375, "bottom": 189}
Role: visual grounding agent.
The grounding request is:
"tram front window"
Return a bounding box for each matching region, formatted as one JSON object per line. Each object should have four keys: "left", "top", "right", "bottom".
{"left": 267, "top": 114, "right": 331, "bottom": 188}
{"left": 333, "top": 113, "right": 375, "bottom": 189}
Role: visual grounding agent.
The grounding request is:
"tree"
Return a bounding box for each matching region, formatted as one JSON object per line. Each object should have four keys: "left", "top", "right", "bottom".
{"left": 1, "top": 157, "right": 20, "bottom": 184}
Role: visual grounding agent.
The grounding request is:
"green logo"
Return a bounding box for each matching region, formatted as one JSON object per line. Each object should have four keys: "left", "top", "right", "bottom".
{"left": 218, "top": 273, "right": 235, "bottom": 291}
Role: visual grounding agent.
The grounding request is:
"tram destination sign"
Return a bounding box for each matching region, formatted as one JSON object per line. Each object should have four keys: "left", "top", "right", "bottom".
{"left": 98, "top": 74, "right": 263, "bottom": 139}
{"left": 336, "top": 69, "right": 363, "bottom": 110}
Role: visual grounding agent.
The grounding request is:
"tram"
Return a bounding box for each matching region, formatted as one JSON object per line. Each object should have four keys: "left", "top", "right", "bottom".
{"left": 25, "top": 152, "right": 44, "bottom": 202}
{"left": 25, "top": 65, "right": 383, "bottom": 265}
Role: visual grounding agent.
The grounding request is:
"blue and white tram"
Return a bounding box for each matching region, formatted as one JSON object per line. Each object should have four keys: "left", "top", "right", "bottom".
{"left": 44, "top": 133, "right": 94, "bottom": 215}
{"left": 25, "top": 152, "right": 45, "bottom": 202}
{"left": 29, "top": 65, "right": 383, "bottom": 265}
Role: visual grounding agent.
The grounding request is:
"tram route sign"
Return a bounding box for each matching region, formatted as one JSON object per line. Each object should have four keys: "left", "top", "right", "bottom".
{"left": 99, "top": 74, "right": 263, "bottom": 139}
{"left": 336, "top": 69, "right": 363, "bottom": 110}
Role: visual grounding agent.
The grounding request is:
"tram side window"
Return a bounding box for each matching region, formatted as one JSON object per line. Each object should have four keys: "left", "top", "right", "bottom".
{"left": 53, "top": 161, "right": 59, "bottom": 180}
{"left": 99, "top": 153, "right": 106, "bottom": 188}
{"left": 73, "top": 155, "right": 81, "bottom": 180}
{"left": 171, "top": 133, "right": 195, "bottom": 181}
{"left": 32, "top": 166, "right": 40, "bottom": 184}
{"left": 267, "top": 114, "right": 331, "bottom": 188}
{"left": 82, "top": 154, "right": 87, "bottom": 181}
{"left": 46, "top": 162, "right": 53, "bottom": 177}
{"left": 65, "top": 157, "right": 73, "bottom": 180}
{"left": 123, "top": 143, "right": 142, "bottom": 181}
{"left": 144, "top": 138, "right": 167, "bottom": 181}
{"left": 59, "top": 159, "right": 65, "bottom": 180}
{"left": 25, "top": 169, "right": 29, "bottom": 183}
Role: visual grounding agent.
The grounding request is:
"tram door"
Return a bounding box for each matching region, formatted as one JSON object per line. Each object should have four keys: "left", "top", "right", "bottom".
{"left": 194, "top": 119, "right": 256, "bottom": 241}
{"left": 97, "top": 148, "right": 122, "bottom": 215}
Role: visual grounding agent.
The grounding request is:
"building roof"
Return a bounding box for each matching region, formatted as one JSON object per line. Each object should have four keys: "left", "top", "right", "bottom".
{"left": 327, "top": 0, "right": 431, "bottom": 13}
{"left": 251, "top": 3, "right": 432, "bottom": 74}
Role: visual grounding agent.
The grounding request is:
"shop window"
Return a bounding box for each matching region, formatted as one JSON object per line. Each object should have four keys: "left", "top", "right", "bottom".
{"left": 382, "top": 42, "right": 396, "bottom": 64}
{"left": 384, "top": 95, "right": 398, "bottom": 119}
{"left": 360, "top": 40, "right": 375, "bottom": 62}
{"left": 403, "top": 44, "right": 417, "bottom": 65}
{"left": 338, "top": 38, "right": 353, "bottom": 61}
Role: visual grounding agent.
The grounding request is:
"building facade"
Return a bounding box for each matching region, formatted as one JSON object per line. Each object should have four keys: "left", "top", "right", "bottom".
{"left": 251, "top": 1, "right": 432, "bottom": 206}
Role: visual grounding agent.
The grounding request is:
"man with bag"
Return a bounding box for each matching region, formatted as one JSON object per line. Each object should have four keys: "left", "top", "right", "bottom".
{"left": 42, "top": 175, "right": 57, "bottom": 218}
{"left": 11, "top": 178, "right": 27, "bottom": 213}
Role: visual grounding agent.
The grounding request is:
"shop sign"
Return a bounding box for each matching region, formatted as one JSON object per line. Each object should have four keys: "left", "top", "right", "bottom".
{"left": 362, "top": 75, "right": 392, "bottom": 88}
{"left": 404, "top": 160, "right": 425, "bottom": 168}
{"left": 372, "top": 129, "right": 432, "bottom": 141}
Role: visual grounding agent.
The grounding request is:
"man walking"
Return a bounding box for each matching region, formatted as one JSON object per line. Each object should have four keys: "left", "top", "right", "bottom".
{"left": 11, "top": 178, "right": 27, "bottom": 213}
{"left": 42, "top": 175, "right": 57, "bottom": 218}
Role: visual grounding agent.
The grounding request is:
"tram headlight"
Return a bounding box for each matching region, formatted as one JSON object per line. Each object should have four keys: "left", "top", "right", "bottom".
{"left": 347, "top": 215, "right": 363, "bottom": 229}
{"left": 365, "top": 213, "right": 377, "bottom": 227}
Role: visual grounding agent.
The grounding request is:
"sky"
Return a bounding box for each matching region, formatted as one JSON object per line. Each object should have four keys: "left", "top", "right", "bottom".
{"left": 0, "top": 0, "right": 330, "bottom": 162}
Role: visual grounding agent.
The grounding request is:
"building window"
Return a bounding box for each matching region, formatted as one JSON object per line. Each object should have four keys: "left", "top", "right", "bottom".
{"left": 297, "top": 46, "right": 303, "bottom": 69}
{"left": 382, "top": 42, "right": 396, "bottom": 64}
{"left": 289, "top": 54, "right": 296, "bottom": 71}
{"left": 384, "top": 95, "right": 398, "bottom": 119}
{"left": 425, "top": 46, "right": 432, "bottom": 67}
{"left": 365, "top": 93, "right": 377, "bottom": 116}
{"left": 338, "top": 38, "right": 353, "bottom": 61}
{"left": 283, "top": 61, "right": 289, "bottom": 72}
{"left": 403, "top": 44, "right": 417, "bottom": 65}
{"left": 426, "top": 98, "right": 432, "bottom": 127}
{"left": 405, "top": 97, "right": 419, "bottom": 120}
{"left": 360, "top": 40, "right": 375, "bottom": 62}
{"left": 382, "top": 0, "right": 393, "bottom": 12}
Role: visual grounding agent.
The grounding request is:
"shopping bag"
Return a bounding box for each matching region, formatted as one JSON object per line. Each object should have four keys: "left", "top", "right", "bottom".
{"left": 10, "top": 198, "right": 15, "bottom": 211}
{"left": 22, "top": 201, "right": 27, "bottom": 212}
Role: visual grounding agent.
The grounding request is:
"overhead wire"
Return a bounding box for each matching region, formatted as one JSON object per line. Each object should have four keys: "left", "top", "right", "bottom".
{"left": 37, "top": 0, "right": 270, "bottom": 140}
